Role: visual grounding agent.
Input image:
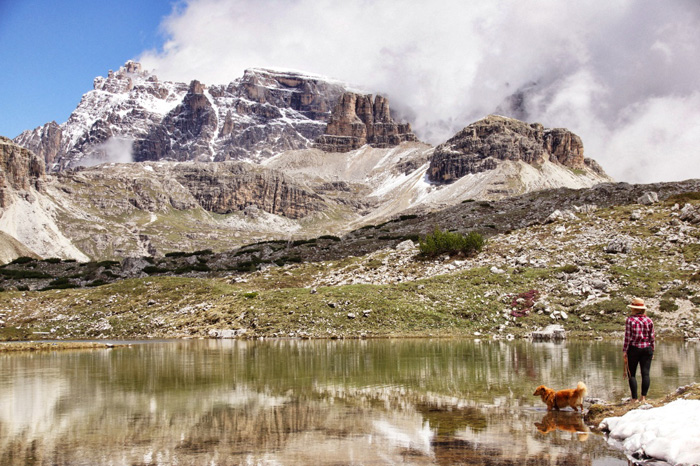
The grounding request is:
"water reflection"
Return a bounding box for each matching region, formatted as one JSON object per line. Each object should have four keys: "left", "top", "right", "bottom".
{"left": 0, "top": 339, "right": 698, "bottom": 465}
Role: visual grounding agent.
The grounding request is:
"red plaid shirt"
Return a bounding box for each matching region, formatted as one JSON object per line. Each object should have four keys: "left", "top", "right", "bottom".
{"left": 623, "top": 314, "right": 655, "bottom": 352}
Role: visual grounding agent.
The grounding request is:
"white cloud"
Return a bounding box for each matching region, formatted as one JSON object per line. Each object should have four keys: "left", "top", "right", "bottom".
{"left": 139, "top": 0, "right": 700, "bottom": 183}
{"left": 77, "top": 137, "right": 134, "bottom": 168}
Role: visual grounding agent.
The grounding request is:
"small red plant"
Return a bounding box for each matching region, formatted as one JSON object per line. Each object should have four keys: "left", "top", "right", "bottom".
{"left": 510, "top": 289, "right": 540, "bottom": 317}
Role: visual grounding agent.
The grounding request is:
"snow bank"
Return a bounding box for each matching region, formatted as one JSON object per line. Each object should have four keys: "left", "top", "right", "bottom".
{"left": 600, "top": 399, "right": 700, "bottom": 465}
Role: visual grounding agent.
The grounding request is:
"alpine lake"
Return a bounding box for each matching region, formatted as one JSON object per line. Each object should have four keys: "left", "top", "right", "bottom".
{"left": 1, "top": 338, "right": 698, "bottom": 465}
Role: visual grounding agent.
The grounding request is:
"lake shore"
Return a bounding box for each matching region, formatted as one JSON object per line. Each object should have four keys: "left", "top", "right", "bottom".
{"left": 0, "top": 341, "right": 123, "bottom": 352}
{"left": 585, "top": 382, "right": 700, "bottom": 429}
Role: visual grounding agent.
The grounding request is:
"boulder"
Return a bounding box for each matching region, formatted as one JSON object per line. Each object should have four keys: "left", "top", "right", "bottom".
{"left": 605, "top": 237, "right": 630, "bottom": 254}
{"left": 531, "top": 324, "right": 566, "bottom": 341}
{"left": 638, "top": 192, "right": 659, "bottom": 205}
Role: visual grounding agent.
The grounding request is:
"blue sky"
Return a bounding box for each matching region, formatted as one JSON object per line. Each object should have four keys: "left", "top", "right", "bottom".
{"left": 0, "top": 0, "right": 175, "bottom": 138}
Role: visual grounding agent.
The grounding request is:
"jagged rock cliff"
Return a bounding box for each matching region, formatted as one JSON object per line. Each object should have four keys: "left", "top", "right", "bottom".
{"left": 168, "top": 163, "right": 324, "bottom": 219}
{"left": 0, "top": 136, "right": 45, "bottom": 208}
{"left": 0, "top": 138, "right": 87, "bottom": 261}
{"left": 314, "top": 93, "right": 417, "bottom": 152}
{"left": 428, "top": 115, "right": 605, "bottom": 183}
{"left": 14, "top": 63, "right": 363, "bottom": 169}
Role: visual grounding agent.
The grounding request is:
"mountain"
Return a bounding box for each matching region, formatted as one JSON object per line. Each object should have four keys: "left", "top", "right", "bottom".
{"left": 4, "top": 62, "right": 613, "bottom": 263}
{"left": 14, "top": 62, "right": 415, "bottom": 170}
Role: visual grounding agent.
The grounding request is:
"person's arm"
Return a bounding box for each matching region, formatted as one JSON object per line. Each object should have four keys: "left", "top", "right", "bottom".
{"left": 623, "top": 317, "right": 631, "bottom": 354}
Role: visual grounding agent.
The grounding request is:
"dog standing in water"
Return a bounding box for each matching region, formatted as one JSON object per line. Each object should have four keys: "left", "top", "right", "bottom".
{"left": 533, "top": 382, "right": 588, "bottom": 412}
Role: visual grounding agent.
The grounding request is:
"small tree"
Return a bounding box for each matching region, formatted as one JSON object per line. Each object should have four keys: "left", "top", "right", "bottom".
{"left": 418, "top": 227, "right": 485, "bottom": 258}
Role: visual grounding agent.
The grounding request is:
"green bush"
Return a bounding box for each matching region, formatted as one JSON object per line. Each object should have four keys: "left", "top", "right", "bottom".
{"left": 143, "top": 266, "right": 168, "bottom": 274}
{"left": 40, "top": 277, "right": 79, "bottom": 291}
{"left": 95, "top": 260, "right": 120, "bottom": 269}
{"left": 418, "top": 227, "right": 485, "bottom": 258}
{"left": 10, "top": 256, "right": 36, "bottom": 265}
{"left": 560, "top": 264, "right": 580, "bottom": 274}
{"left": 165, "top": 251, "right": 190, "bottom": 258}
{"left": 318, "top": 235, "right": 341, "bottom": 242}
{"left": 0, "top": 269, "right": 51, "bottom": 279}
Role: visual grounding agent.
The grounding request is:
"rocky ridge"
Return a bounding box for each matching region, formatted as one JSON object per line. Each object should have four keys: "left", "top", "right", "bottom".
{"left": 16, "top": 62, "right": 410, "bottom": 169}
{"left": 314, "top": 92, "right": 417, "bottom": 152}
{"left": 428, "top": 115, "right": 605, "bottom": 183}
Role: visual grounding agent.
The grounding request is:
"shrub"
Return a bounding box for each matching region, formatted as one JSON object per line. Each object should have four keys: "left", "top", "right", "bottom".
{"left": 560, "top": 264, "right": 580, "bottom": 274}
{"left": 666, "top": 192, "right": 700, "bottom": 203}
{"left": 10, "top": 256, "right": 36, "bottom": 265}
{"left": 418, "top": 227, "right": 485, "bottom": 258}
{"left": 510, "top": 289, "right": 540, "bottom": 317}
{"left": 165, "top": 251, "right": 190, "bottom": 258}
{"left": 242, "top": 291, "right": 258, "bottom": 299}
{"left": 42, "top": 258, "right": 62, "bottom": 264}
{"left": 291, "top": 239, "right": 316, "bottom": 247}
{"left": 659, "top": 298, "right": 678, "bottom": 312}
{"left": 274, "top": 256, "right": 302, "bottom": 266}
{"left": 40, "top": 277, "right": 79, "bottom": 291}
{"left": 318, "top": 235, "right": 341, "bottom": 242}
{"left": 194, "top": 249, "right": 213, "bottom": 256}
{"left": 95, "top": 260, "right": 120, "bottom": 269}
{"left": 143, "top": 266, "right": 168, "bottom": 274}
{"left": 0, "top": 269, "right": 51, "bottom": 279}
{"left": 175, "top": 264, "right": 211, "bottom": 274}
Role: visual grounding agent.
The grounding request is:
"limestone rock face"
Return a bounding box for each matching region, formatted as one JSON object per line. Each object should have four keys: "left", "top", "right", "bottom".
{"left": 135, "top": 80, "right": 218, "bottom": 162}
{"left": 169, "top": 162, "right": 323, "bottom": 219}
{"left": 14, "top": 63, "right": 354, "bottom": 169}
{"left": 0, "top": 137, "right": 45, "bottom": 208}
{"left": 13, "top": 121, "right": 63, "bottom": 166}
{"left": 314, "top": 92, "right": 417, "bottom": 152}
{"left": 428, "top": 115, "right": 598, "bottom": 183}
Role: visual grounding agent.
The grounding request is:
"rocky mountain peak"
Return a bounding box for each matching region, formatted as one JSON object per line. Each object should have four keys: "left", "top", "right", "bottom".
{"left": 15, "top": 63, "right": 381, "bottom": 168}
{"left": 428, "top": 115, "right": 601, "bottom": 183}
{"left": 314, "top": 92, "right": 417, "bottom": 152}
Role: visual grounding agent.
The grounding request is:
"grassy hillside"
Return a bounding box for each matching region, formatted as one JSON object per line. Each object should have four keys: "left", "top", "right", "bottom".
{"left": 1, "top": 186, "right": 698, "bottom": 341}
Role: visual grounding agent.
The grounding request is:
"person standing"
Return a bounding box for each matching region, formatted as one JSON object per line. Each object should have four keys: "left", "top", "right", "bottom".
{"left": 623, "top": 297, "right": 655, "bottom": 403}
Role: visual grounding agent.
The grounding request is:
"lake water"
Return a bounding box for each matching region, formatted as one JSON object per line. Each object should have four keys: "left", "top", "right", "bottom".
{"left": 1, "top": 339, "right": 698, "bottom": 465}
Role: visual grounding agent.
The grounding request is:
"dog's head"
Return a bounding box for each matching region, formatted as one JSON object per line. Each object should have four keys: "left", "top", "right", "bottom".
{"left": 533, "top": 385, "right": 549, "bottom": 396}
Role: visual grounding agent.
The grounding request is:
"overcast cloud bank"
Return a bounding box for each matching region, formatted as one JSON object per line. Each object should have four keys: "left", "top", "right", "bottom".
{"left": 139, "top": 0, "right": 700, "bottom": 183}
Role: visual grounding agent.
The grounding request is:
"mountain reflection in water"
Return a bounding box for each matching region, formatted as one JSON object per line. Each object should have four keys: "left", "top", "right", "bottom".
{"left": 1, "top": 339, "right": 698, "bottom": 465}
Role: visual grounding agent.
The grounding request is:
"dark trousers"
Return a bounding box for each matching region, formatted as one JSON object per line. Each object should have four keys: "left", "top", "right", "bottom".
{"left": 627, "top": 345, "right": 653, "bottom": 399}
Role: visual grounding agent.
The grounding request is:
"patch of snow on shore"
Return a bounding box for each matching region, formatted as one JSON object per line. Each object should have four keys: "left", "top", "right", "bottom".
{"left": 600, "top": 399, "right": 700, "bottom": 465}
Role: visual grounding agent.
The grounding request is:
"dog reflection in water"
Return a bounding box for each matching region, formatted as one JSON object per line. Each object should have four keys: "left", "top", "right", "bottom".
{"left": 535, "top": 412, "right": 590, "bottom": 441}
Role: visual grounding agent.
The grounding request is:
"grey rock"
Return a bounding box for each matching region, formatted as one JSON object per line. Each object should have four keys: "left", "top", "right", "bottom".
{"left": 605, "top": 237, "right": 630, "bottom": 254}
{"left": 638, "top": 191, "right": 659, "bottom": 205}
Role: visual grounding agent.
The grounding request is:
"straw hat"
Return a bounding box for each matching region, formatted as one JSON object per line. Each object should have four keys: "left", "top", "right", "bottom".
{"left": 627, "top": 297, "right": 647, "bottom": 310}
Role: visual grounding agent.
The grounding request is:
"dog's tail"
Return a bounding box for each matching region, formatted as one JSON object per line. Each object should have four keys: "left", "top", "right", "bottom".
{"left": 576, "top": 381, "right": 588, "bottom": 396}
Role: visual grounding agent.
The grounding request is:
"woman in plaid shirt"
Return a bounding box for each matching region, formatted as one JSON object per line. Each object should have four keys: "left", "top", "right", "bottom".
{"left": 623, "top": 297, "right": 655, "bottom": 403}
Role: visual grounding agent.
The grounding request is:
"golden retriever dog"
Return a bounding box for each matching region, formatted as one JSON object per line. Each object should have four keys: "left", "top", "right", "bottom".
{"left": 533, "top": 381, "right": 587, "bottom": 412}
